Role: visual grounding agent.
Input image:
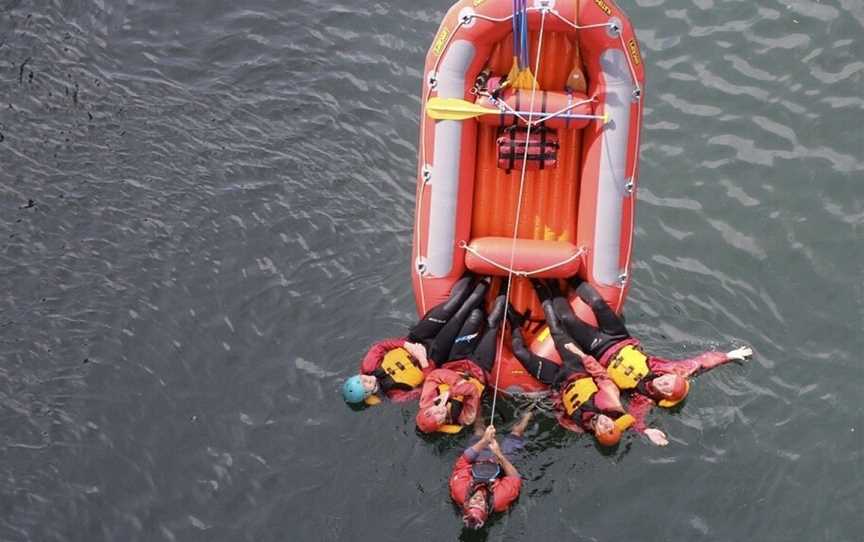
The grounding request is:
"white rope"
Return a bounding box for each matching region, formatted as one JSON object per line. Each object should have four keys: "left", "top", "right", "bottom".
{"left": 549, "top": 10, "right": 613, "bottom": 32}
{"left": 490, "top": 7, "right": 548, "bottom": 426}
{"left": 471, "top": 13, "right": 513, "bottom": 23}
{"left": 529, "top": 95, "right": 596, "bottom": 125}
{"left": 488, "top": 94, "right": 599, "bottom": 127}
{"left": 495, "top": 98, "right": 530, "bottom": 124}
{"left": 419, "top": 9, "right": 644, "bottom": 386}
{"left": 459, "top": 241, "right": 586, "bottom": 277}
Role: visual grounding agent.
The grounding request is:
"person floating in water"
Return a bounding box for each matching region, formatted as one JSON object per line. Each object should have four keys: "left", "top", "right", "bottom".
{"left": 342, "top": 275, "right": 489, "bottom": 405}
{"left": 416, "top": 281, "right": 508, "bottom": 433}
{"left": 509, "top": 282, "right": 667, "bottom": 446}
{"left": 449, "top": 412, "right": 532, "bottom": 530}
{"left": 537, "top": 277, "right": 752, "bottom": 440}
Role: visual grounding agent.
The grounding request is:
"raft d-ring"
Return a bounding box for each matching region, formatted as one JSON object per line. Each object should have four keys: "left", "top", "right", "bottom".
{"left": 422, "top": 164, "right": 433, "bottom": 184}
{"left": 606, "top": 17, "right": 622, "bottom": 38}
{"left": 458, "top": 7, "right": 476, "bottom": 28}
{"left": 427, "top": 71, "right": 438, "bottom": 90}
{"left": 624, "top": 178, "right": 634, "bottom": 194}
{"left": 415, "top": 256, "right": 429, "bottom": 276}
{"left": 534, "top": 0, "right": 555, "bottom": 11}
{"left": 617, "top": 271, "right": 629, "bottom": 285}
{"left": 631, "top": 88, "right": 642, "bottom": 101}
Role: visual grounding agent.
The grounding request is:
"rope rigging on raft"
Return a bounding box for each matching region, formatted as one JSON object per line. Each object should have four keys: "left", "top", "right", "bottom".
{"left": 414, "top": 0, "right": 646, "bottom": 400}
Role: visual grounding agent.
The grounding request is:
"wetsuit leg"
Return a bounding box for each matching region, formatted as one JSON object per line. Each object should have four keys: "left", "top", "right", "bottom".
{"left": 531, "top": 279, "right": 594, "bottom": 369}
{"left": 468, "top": 289, "right": 507, "bottom": 373}
{"left": 448, "top": 308, "right": 485, "bottom": 361}
{"left": 575, "top": 282, "right": 629, "bottom": 338}
{"left": 407, "top": 275, "right": 474, "bottom": 343}
{"left": 426, "top": 279, "right": 490, "bottom": 366}
{"left": 510, "top": 327, "right": 563, "bottom": 386}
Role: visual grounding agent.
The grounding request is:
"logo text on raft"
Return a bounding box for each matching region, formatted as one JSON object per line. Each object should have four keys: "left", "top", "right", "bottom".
{"left": 432, "top": 27, "right": 450, "bottom": 56}
{"left": 627, "top": 38, "right": 641, "bottom": 65}
{"left": 594, "top": 0, "right": 612, "bottom": 16}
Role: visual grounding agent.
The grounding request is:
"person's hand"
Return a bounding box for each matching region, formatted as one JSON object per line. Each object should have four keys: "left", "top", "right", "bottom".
{"left": 482, "top": 425, "right": 496, "bottom": 443}
{"left": 644, "top": 428, "right": 668, "bottom": 446}
{"left": 404, "top": 342, "right": 429, "bottom": 368}
{"left": 726, "top": 346, "right": 753, "bottom": 361}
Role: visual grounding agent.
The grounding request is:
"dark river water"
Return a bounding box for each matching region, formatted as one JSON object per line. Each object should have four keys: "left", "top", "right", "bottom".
{"left": 1, "top": 0, "right": 862, "bottom": 540}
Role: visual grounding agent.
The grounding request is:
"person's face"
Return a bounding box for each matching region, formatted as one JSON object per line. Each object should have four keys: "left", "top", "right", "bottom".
{"left": 467, "top": 488, "right": 487, "bottom": 511}
{"left": 426, "top": 404, "right": 447, "bottom": 424}
{"left": 594, "top": 414, "right": 615, "bottom": 434}
{"left": 652, "top": 374, "right": 677, "bottom": 396}
{"left": 359, "top": 374, "right": 378, "bottom": 393}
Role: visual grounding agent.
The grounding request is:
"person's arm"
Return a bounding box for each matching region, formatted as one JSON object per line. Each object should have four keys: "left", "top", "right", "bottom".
{"left": 491, "top": 476, "right": 522, "bottom": 512}
{"left": 623, "top": 394, "right": 669, "bottom": 446}
{"left": 463, "top": 425, "right": 495, "bottom": 462}
{"left": 594, "top": 378, "right": 625, "bottom": 414}
{"left": 488, "top": 439, "right": 520, "bottom": 479}
{"left": 360, "top": 337, "right": 406, "bottom": 374}
{"left": 649, "top": 346, "right": 752, "bottom": 378}
{"left": 581, "top": 355, "right": 607, "bottom": 380}
{"left": 418, "top": 370, "right": 451, "bottom": 410}
{"left": 451, "top": 378, "right": 479, "bottom": 399}
{"left": 625, "top": 393, "right": 654, "bottom": 433}
{"left": 403, "top": 341, "right": 429, "bottom": 368}
{"left": 455, "top": 383, "right": 481, "bottom": 426}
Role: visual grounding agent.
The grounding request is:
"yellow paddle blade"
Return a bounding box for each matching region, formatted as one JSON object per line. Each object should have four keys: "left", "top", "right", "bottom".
{"left": 510, "top": 68, "right": 539, "bottom": 90}
{"left": 425, "top": 97, "right": 499, "bottom": 121}
{"left": 505, "top": 57, "right": 539, "bottom": 90}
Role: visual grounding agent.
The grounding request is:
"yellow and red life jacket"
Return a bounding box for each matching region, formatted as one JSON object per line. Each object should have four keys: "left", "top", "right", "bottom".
{"left": 606, "top": 345, "right": 650, "bottom": 389}
{"left": 364, "top": 347, "right": 424, "bottom": 406}
{"left": 561, "top": 377, "right": 598, "bottom": 416}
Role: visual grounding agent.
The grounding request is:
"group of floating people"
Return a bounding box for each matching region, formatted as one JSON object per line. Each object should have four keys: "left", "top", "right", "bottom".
{"left": 342, "top": 274, "right": 752, "bottom": 529}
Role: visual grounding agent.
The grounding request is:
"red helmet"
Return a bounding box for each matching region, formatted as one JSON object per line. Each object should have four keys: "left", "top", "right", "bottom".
{"left": 594, "top": 423, "right": 623, "bottom": 447}
{"left": 656, "top": 375, "right": 690, "bottom": 407}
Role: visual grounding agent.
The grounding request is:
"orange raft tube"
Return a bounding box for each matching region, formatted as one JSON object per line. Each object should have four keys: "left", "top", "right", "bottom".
{"left": 411, "top": 0, "right": 645, "bottom": 394}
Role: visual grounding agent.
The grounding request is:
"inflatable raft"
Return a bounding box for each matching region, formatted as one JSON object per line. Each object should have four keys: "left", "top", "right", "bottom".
{"left": 411, "top": 0, "right": 645, "bottom": 393}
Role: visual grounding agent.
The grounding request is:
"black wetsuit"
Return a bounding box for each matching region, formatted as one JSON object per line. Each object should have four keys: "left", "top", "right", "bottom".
{"left": 448, "top": 287, "right": 508, "bottom": 373}
{"left": 510, "top": 280, "right": 588, "bottom": 389}
{"left": 551, "top": 278, "right": 630, "bottom": 359}
{"left": 406, "top": 275, "right": 490, "bottom": 367}
{"left": 511, "top": 280, "right": 613, "bottom": 420}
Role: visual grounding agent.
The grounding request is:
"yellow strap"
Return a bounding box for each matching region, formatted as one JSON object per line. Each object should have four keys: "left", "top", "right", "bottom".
{"left": 536, "top": 326, "right": 551, "bottom": 344}
{"left": 614, "top": 413, "right": 635, "bottom": 432}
